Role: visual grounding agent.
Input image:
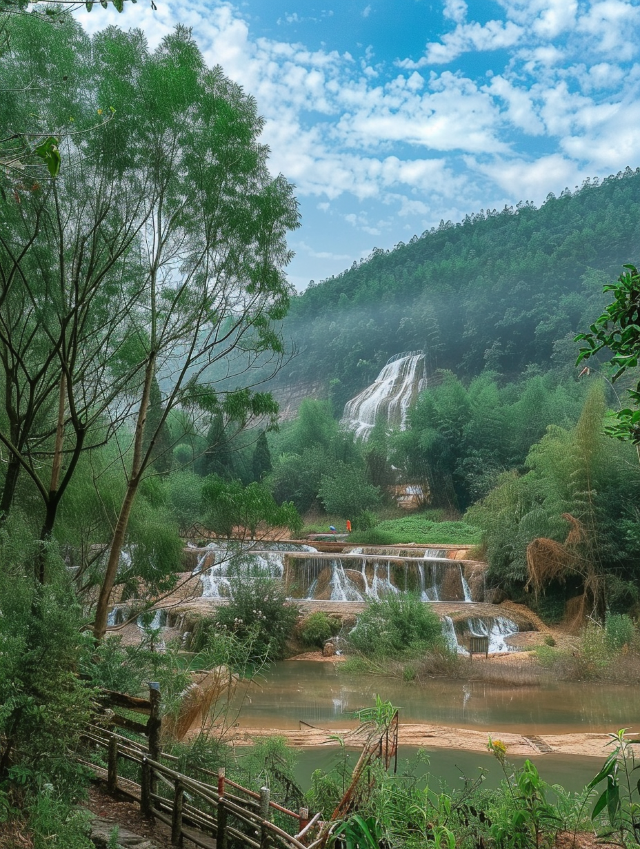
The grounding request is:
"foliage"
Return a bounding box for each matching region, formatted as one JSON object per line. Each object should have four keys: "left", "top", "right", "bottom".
{"left": 587, "top": 729, "right": 640, "bottom": 845}
{"left": 318, "top": 463, "right": 381, "bottom": 519}
{"left": 487, "top": 740, "right": 562, "bottom": 849}
{"left": 202, "top": 475, "right": 302, "bottom": 537}
{"left": 468, "top": 383, "right": 640, "bottom": 602}
{"left": 349, "top": 594, "right": 444, "bottom": 658}
{"left": 214, "top": 577, "right": 299, "bottom": 659}
{"left": 576, "top": 264, "right": 640, "bottom": 443}
{"left": 605, "top": 613, "right": 636, "bottom": 652}
{"left": 348, "top": 514, "right": 481, "bottom": 545}
{"left": 300, "top": 612, "right": 342, "bottom": 648}
{"left": 277, "top": 170, "right": 640, "bottom": 404}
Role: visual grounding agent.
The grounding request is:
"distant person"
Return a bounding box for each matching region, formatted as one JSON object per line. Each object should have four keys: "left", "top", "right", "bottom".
{"left": 346, "top": 519, "right": 352, "bottom": 533}
{"left": 329, "top": 525, "right": 336, "bottom": 534}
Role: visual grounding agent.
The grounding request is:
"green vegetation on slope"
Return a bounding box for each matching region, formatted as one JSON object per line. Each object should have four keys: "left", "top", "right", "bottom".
{"left": 278, "top": 170, "right": 640, "bottom": 408}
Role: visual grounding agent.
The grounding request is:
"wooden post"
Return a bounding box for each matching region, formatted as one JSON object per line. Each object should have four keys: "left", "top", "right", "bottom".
{"left": 259, "top": 786, "right": 271, "bottom": 849}
{"left": 107, "top": 734, "right": 118, "bottom": 794}
{"left": 147, "top": 684, "right": 161, "bottom": 800}
{"left": 171, "top": 779, "right": 184, "bottom": 846}
{"left": 299, "top": 808, "right": 309, "bottom": 845}
{"left": 217, "top": 768, "right": 227, "bottom": 849}
{"left": 141, "top": 758, "right": 152, "bottom": 817}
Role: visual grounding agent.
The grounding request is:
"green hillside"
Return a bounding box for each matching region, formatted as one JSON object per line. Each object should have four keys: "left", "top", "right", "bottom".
{"left": 279, "top": 169, "right": 640, "bottom": 409}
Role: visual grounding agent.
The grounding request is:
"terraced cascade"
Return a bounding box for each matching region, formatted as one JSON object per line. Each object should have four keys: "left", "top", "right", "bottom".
{"left": 283, "top": 547, "right": 485, "bottom": 602}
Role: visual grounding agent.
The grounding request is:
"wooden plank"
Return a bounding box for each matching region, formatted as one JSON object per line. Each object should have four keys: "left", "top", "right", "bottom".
{"left": 98, "top": 689, "right": 152, "bottom": 714}
{"left": 109, "top": 715, "right": 149, "bottom": 735}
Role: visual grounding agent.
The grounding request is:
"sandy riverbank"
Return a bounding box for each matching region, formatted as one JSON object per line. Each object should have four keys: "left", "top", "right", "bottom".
{"left": 228, "top": 722, "right": 622, "bottom": 760}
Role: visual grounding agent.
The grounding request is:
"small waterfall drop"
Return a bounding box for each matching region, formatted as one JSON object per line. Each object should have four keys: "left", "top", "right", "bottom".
{"left": 466, "top": 616, "right": 518, "bottom": 653}
{"left": 341, "top": 351, "right": 426, "bottom": 440}
{"left": 460, "top": 566, "right": 472, "bottom": 603}
{"left": 194, "top": 541, "right": 312, "bottom": 599}
{"left": 442, "top": 616, "right": 466, "bottom": 654}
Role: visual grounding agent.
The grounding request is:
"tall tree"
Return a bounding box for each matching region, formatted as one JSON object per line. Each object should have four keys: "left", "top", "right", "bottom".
{"left": 92, "top": 26, "right": 298, "bottom": 640}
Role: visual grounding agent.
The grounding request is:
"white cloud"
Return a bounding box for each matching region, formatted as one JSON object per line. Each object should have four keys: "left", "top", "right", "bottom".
{"left": 412, "top": 19, "right": 523, "bottom": 65}
{"left": 443, "top": 0, "right": 467, "bottom": 24}
{"left": 74, "top": 0, "right": 640, "bottom": 287}
{"left": 467, "top": 153, "right": 585, "bottom": 201}
{"left": 485, "top": 75, "right": 545, "bottom": 135}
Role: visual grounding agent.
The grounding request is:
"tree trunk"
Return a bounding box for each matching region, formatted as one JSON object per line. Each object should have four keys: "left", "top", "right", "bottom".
{"left": 0, "top": 452, "right": 21, "bottom": 518}
{"left": 93, "top": 356, "right": 155, "bottom": 641}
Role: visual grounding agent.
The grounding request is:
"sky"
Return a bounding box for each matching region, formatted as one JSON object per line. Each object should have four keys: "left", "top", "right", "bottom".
{"left": 76, "top": 0, "right": 640, "bottom": 291}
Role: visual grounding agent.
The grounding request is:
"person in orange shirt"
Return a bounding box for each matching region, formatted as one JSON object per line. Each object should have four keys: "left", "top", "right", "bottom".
{"left": 346, "top": 519, "right": 352, "bottom": 533}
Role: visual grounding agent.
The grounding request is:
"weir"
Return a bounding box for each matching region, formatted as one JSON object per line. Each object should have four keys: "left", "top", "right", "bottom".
{"left": 189, "top": 541, "right": 487, "bottom": 603}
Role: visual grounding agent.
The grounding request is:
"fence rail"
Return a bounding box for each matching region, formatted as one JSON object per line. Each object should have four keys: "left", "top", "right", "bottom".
{"left": 82, "top": 723, "right": 321, "bottom": 849}
{"left": 84, "top": 688, "right": 399, "bottom": 849}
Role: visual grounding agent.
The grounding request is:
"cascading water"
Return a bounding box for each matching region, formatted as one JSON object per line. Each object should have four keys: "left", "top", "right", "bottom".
{"left": 341, "top": 352, "right": 426, "bottom": 440}
{"left": 441, "top": 615, "right": 519, "bottom": 654}
{"left": 460, "top": 566, "right": 472, "bottom": 603}
{"left": 196, "top": 541, "right": 317, "bottom": 599}
{"left": 467, "top": 616, "right": 519, "bottom": 653}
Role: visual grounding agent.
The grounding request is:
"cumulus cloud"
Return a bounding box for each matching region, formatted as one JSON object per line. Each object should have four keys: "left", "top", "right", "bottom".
{"left": 74, "top": 0, "right": 640, "bottom": 286}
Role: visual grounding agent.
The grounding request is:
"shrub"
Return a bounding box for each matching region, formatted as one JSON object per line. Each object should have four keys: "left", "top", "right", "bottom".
{"left": 605, "top": 613, "right": 635, "bottom": 651}
{"left": 300, "top": 612, "right": 341, "bottom": 648}
{"left": 215, "top": 577, "right": 299, "bottom": 659}
{"left": 318, "top": 463, "right": 381, "bottom": 518}
{"left": 543, "top": 635, "right": 556, "bottom": 646}
{"left": 349, "top": 594, "right": 444, "bottom": 658}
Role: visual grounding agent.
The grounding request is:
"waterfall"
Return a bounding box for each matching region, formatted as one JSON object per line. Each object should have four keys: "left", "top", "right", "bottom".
{"left": 341, "top": 352, "right": 426, "bottom": 440}
{"left": 460, "top": 566, "right": 472, "bottom": 602}
{"left": 138, "top": 609, "right": 167, "bottom": 629}
{"left": 329, "top": 561, "right": 365, "bottom": 602}
{"left": 442, "top": 616, "right": 466, "bottom": 654}
{"left": 466, "top": 616, "right": 518, "bottom": 653}
{"left": 196, "top": 541, "right": 290, "bottom": 599}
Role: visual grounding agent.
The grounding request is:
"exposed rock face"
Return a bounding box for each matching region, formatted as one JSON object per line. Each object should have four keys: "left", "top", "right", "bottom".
{"left": 271, "top": 381, "right": 327, "bottom": 422}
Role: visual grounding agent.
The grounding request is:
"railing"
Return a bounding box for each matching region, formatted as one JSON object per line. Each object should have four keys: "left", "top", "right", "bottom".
{"left": 81, "top": 724, "right": 323, "bottom": 849}
{"left": 84, "top": 688, "right": 399, "bottom": 848}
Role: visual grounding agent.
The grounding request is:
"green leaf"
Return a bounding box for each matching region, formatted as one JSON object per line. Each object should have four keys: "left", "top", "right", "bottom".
{"left": 592, "top": 788, "right": 609, "bottom": 820}
{"left": 588, "top": 753, "right": 617, "bottom": 789}
{"left": 85, "top": 1, "right": 93, "bottom": 8}
{"left": 113, "top": 0, "right": 124, "bottom": 10}
{"left": 607, "top": 777, "right": 620, "bottom": 824}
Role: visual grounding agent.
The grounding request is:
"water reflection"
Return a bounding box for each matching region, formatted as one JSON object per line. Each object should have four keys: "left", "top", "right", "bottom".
{"left": 233, "top": 661, "right": 640, "bottom": 735}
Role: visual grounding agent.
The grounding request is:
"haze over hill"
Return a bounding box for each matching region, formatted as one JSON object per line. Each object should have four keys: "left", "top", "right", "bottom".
{"left": 273, "top": 167, "right": 640, "bottom": 412}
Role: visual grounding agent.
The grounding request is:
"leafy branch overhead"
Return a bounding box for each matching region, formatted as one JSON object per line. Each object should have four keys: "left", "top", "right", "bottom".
{"left": 576, "top": 264, "right": 640, "bottom": 443}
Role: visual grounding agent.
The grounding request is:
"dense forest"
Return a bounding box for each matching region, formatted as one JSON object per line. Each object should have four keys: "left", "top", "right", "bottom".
{"left": 275, "top": 170, "right": 640, "bottom": 409}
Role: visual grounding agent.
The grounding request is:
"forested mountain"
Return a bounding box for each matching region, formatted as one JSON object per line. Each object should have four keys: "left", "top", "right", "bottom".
{"left": 277, "top": 169, "right": 640, "bottom": 410}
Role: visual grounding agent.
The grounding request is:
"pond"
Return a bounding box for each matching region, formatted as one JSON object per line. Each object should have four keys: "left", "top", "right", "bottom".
{"left": 233, "top": 660, "right": 640, "bottom": 735}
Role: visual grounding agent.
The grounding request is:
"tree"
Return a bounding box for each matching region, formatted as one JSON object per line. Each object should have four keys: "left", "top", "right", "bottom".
{"left": 252, "top": 430, "right": 272, "bottom": 481}
{"left": 92, "top": 26, "right": 299, "bottom": 640}
{"left": 576, "top": 263, "right": 640, "bottom": 452}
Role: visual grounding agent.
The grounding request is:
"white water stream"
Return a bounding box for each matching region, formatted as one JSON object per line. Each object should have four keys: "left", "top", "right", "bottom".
{"left": 341, "top": 351, "right": 426, "bottom": 440}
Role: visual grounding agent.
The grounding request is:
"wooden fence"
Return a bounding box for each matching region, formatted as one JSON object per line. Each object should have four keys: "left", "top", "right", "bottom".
{"left": 82, "top": 688, "right": 399, "bottom": 849}
{"left": 82, "top": 723, "right": 322, "bottom": 849}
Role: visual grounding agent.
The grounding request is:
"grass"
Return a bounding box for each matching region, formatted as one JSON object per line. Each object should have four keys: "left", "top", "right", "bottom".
{"left": 348, "top": 513, "right": 482, "bottom": 545}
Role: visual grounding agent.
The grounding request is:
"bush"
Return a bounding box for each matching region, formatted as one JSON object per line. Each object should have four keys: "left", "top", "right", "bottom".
{"left": 300, "top": 612, "right": 341, "bottom": 648}
{"left": 215, "top": 577, "right": 299, "bottom": 659}
{"left": 605, "top": 613, "right": 635, "bottom": 651}
{"left": 318, "top": 463, "right": 381, "bottom": 518}
{"left": 543, "top": 635, "right": 556, "bottom": 646}
{"left": 349, "top": 594, "right": 444, "bottom": 658}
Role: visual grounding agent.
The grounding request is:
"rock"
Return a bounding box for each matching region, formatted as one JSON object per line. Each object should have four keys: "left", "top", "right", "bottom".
{"left": 322, "top": 641, "right": 335, "bottom": 657}
{"left": 90, "top": 817, "right": 159, "bottom": 849}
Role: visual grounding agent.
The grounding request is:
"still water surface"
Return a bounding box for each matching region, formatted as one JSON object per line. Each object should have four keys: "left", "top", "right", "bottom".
{"left": 234, "top": 661, "right": 640, "bottom": 735}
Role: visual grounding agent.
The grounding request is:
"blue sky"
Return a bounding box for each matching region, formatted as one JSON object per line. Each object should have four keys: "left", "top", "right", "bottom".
{"left": 78, "top": 0, "right": 640, "bottom": 290}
